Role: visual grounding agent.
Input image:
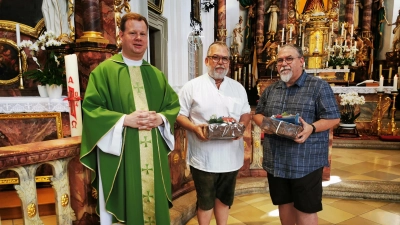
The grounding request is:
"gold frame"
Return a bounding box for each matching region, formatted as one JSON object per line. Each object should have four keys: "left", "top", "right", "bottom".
{"left": 192, "top": 0, "right": 201, "bottom": 23}
{"left": 148, "top": 0, "right": 165, "bottom": 14}
{"left": 0, "top": 38, "right": 28, "bottom": 85}
{"left": 0, "top": 112, "right": 63, "bottom": 139}
{"left": 0, "top": 19, "right": 45, "bottom": 39}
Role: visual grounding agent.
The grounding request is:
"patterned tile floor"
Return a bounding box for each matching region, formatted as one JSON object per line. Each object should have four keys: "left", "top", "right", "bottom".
{"left": 185, "top": 148, "right": 400, "bottom": 225}
{"left": 2, "top": 148, "right": 400, "bottom": 225}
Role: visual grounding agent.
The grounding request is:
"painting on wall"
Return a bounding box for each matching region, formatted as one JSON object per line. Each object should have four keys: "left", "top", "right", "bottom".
{"left": 148, "top": 0, "right": 164, "bottom": 14}
{"left": 0, "top": 38, "right": 27, "bottom": 85}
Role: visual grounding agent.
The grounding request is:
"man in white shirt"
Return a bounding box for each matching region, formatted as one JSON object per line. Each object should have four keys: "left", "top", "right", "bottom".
{"left": 177, "top": 41, "right": 251, "bottom": 225}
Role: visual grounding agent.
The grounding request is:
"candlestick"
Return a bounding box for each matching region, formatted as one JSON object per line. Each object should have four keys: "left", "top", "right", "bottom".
{"left": 289, "top": 26, "right": 292, "bottom": 39}
{"left": 65, "top": 54, "right": 83, "bottom": 137}
{"left": 393, "top": 74, "right": 398, "bottom": 91}
{"left": 299, "top": 24, "right": 302, "bottom": 35}
{"left": 379, "top": 75, "right": 384, "bottom": 91}
{"left": 379, "top": 64, "right": 382, "bottom": 76}
{"left": 282, "top": 28, "right": 285, "bottom": 42}
{"left": 16, "top": 23, "right": 21, "bottom": 46}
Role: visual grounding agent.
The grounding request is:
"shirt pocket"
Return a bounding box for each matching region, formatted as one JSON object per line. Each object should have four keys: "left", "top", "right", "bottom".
{"left": 225, "top": 96, "right": 244, "bottom": 120}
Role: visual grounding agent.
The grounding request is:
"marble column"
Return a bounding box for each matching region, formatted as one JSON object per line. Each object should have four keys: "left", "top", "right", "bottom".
{"left": 345, "top": 0, "right": 355, "bottom": 25}
{"left": 256, "top": 0, "right": 264, "bottom": 60}
{"left": 76, "top": 0, "right": 109, "bottom": 44}
{"left": 362, "top": 0, "right": 373, "bottom": 37}
{"left": 279, "top": 0, "right": 288, "bottom": 42}
{"left": 217, "top": 0, "right": 227, "bottom": 42}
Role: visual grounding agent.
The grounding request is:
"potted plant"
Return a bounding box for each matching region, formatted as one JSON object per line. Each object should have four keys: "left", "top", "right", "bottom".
{"left": 339, "top": 91, "right": 365, "bottom": 124}
{"left": 343, "top": 57, "right": 355, "bottom": 69}
{"left": 19, "top": 31, "right": 65, "bottom": 98}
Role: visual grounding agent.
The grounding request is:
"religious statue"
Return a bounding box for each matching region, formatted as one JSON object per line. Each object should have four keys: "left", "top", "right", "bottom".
{"left": 231, "top": 16, "right": 244, "bottom": 56}
{"left": 354, "top": 0, "right": 363, "bottom": 29}
{"left": 42, "top": 0, "right": 71, "bottom": 41}
{"left": 266, "top": 0, "right": 280, "bottom": 34}
{"left": 390, "top": 10, "right": 400, "bottom": 50}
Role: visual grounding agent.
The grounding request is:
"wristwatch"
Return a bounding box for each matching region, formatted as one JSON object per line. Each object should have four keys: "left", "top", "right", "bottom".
{"left": 311, "top": 124, "right": 316, "bottom": 134}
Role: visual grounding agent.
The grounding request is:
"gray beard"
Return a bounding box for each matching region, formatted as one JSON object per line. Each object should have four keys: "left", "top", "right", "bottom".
{"left": 208, "top": 67, "right": 228, "bottom": 79}
{"left": 280, "top": 70, "right": 293, "bottom": 82}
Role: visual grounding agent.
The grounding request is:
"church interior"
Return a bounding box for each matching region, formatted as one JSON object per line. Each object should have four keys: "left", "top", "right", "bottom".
{"left": 1, "top": 0, "right": 400, "bottom": 224}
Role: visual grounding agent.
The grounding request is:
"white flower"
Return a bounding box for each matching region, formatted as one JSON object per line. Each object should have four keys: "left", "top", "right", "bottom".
{"left": 339, "top": 92, "right": 365, "bottom": 106}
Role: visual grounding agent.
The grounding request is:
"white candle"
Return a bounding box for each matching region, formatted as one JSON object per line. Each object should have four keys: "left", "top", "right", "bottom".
{"left": 301, "top": 34, "right": 305, "bottom": 48}
{"left": 282, "top": 28, "right": 285, "bottom": 42}
{"left": 379, "top": 64, "right": 382, "bottom": 76}
{"left": 234, "top": 71, "right": 238, "bottom": 81}
{"left": 289, "top": 26, "right": 292, "bottom": 39}
{"left": 238, "top": 67, "right": 242, "bottom": 81}
{"left": 389, "top": 67, "right": 393, "bottom": 83}
{"left": 64, "top": 54, "right": 83, "bottom": 137}
{"left": 331, "top": 23, "right": 334, "bottom": 32}
{"left": 277, "top": 45, "right": 280, "bottom": 52}
{"left": 16, "top": 23, "right": 21, "bottom": 46}
{"left": 350, "top": 24, "right": 354, "bottom": 37}
{"left": 379, "top": 75, "right": 384, "bottom": 91}
{"left": 341, "top": 23, "right": 344, "bottom": 36}
{"left": 393, "top": 75, "right": 398, "bottom": 91}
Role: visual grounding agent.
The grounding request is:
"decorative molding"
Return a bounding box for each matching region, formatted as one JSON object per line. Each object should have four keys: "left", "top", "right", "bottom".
{"left": 148, "top": 11, "right": 168, "bottom": 77}
{"left": 0, "top": 19, "right": 45, "bottom": 39}
{"left": 0, "top": 96, "right": 69, "bottom": 113}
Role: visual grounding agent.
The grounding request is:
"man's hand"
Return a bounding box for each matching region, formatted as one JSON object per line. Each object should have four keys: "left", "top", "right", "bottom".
{"left": 294, "top": 117, "right": 313, "bottom": 144}
{"left": 124, "top": 110, "right": 163, "bottom": 130}
{"left": 193, "top": 125, "right": 209, "bottom": 141}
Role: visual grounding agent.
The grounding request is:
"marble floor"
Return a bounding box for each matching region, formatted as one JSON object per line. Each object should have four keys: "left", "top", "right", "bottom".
{"left": 185, "top": 147, "right": 400, "bottom": 225}
{"left": 1, "top": 148, "right": 400, "bottom": 225}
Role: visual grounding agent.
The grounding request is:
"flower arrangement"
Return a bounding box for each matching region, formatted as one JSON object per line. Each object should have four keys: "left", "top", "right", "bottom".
{"left": 19, "top": 31, "right": 65, "bottom": 86}
{"left": 339, "top": 91, "right": 365, "bottom": 124}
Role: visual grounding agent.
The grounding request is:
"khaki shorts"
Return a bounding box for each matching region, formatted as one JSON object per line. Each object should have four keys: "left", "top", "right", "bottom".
{"left": 190, "top": 166, "right": 239, "bottom": 210}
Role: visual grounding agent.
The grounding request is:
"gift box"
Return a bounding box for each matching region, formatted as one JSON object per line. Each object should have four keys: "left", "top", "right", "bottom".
{"left": 260, "top": 117, "right": 303, "bottom": 140}
{"left": 203, "top": 123, "right": 245, "bottom": 139}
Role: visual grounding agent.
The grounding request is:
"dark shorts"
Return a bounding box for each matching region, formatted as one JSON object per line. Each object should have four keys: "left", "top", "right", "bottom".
{"left": 190, "top": 166, "right": 239, "bottom": 210}
{"left": 267, "top": 167, "right": 323, "bottom": 213}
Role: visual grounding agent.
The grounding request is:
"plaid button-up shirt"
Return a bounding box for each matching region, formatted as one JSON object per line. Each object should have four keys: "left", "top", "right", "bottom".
{"left": 255, "top": 72, "right": 340, "bottom": 179}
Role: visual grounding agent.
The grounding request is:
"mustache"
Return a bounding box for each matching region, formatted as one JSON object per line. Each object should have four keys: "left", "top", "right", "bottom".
{"left": 280, "top": 67, "right": 291, "bottom": 72}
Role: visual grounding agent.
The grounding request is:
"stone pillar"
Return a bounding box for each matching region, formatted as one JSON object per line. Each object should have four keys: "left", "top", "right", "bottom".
{"left": 345, "top": 0, "right": 355, "bottom": 25}
{"left": 217, "top": 0, "right": 227, "bottom": 42}
{"left": 256, "top": 0, "right": 264, "bottom": 60}
{"left": 279, "top": 0, "right": 288, "bottom": 42}
{"left": 76, "top": 0, "right": 109, "bottom": 44}
{"left": 279, "top": 0, "right": 288, "bottom": 31}
{"left": 362, "top": 0, "right": 373, "bottom": 37}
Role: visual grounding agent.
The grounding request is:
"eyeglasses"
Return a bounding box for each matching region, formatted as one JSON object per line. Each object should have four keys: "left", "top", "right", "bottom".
{"left": 276, "top": 57, "right": 301, "bottom": 65}
{"left": 207, "top": 55, "right": 230, "bottom": 64}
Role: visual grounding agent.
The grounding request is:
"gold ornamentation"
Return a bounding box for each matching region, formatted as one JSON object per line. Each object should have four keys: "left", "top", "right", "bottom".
{"left": 61, "top": 194, "right": 69, "bottom": 207}
{"left": 27, "top": 203, "right": 36, "bottom": 217}
{"left": 0, "top": 19, "right": 45, "bottom": 39}
{"left": 254, "top": 141, "right": 260, "bottom": 148}
{"left": 92, "top": 187, "right": 98, "bottom": 199}
{"left": 243, "top": 142, "right": 247, "bottom": 148}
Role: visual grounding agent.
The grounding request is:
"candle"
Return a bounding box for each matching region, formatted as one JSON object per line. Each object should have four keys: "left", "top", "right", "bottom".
{"left": 282, "top": 28, "right": 285, "bottom": 42}
{"left": 379, "top": 75, "right": 384, "bottom": 91}
{"left": 299, "top": 24, "right": 302, "bottom": 35}
{"left": 277, "top": 45, "right": 280, "bottom": 52}
{"left": 301, "top": 34, "right": 305, "bottom": 48}
{"left": 398, "top": 67, "right": 400, "bottom": 76}
{"left": 331, "top": 23, "right": 334, "bottom": 32}
{"left": 379, "top": 64, "right": 382, "bottom": 76}
{"left": 350, "top": 24, "right": 354, "bottom": 37}
{"left": 389, "top": 67, "right": 393, "bottom": 83}
{"left": 393, "top": 75, "right": 398, "bottom": 91}
{"left": 341, "top": 23, "right": 344, "bottom": 36}
{"left": 289, "top": 26, "right": 292, "bottom": 39}
{"left": 238, "top": 67, "right": 242, "bottom": 81}
{"left": 16, "top": 23, "right": 21, "bottom": 46}
{"left": 234, "top": 71, "right": 238, "bottom": 81}
{"left": 64, "top": 54, "right": 83, "bottom": 137}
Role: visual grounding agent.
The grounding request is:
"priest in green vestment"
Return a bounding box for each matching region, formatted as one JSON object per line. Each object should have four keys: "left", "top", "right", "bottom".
{"left": 80, "top": 12, "right": 180, "bottom": 225}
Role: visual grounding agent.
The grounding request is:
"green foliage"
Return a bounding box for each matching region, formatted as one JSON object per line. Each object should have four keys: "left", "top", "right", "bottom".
{"left": 23, "top": 51, "right": 65, "bottom": 86}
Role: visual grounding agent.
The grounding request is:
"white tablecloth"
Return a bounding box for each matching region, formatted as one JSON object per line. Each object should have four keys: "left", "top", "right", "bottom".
{"left": 331, "top": 86, "right": 395, "bottom": 94}
{"left": 0, "top": 96, "right": 70, "bottom": 113}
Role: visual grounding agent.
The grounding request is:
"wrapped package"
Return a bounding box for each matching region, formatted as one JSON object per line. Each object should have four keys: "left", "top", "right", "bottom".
{"left": 260, "top": 117, "right": 303, "bottom": 140}
{"left": 202, "top": 123, "right": 245, "bottom": 139}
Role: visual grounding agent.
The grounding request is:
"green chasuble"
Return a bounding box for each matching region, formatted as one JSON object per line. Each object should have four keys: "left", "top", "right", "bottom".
{"left": 80, "top": 54, "right": 180, "bottom": 224}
